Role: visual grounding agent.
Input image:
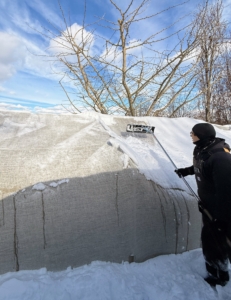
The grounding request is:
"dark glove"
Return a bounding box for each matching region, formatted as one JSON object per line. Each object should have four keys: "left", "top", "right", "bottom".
{"left": 175, "top": 168, "right": 190, "bottom": 178}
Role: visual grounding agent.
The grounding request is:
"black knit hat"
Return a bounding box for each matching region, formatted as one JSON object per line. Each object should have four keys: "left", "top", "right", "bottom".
{"left": 192, "top": 123, "right": 216, "bottom": 140}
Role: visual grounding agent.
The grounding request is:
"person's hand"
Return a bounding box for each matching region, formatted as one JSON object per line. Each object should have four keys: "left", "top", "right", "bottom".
{"left": 174, "top": 168, "right": 189, "bottom": 178}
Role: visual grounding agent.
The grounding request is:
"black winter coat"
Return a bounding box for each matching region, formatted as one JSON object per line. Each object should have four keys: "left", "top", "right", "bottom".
{"left": 188, "top": 138, "right": 231, "bottom": 222}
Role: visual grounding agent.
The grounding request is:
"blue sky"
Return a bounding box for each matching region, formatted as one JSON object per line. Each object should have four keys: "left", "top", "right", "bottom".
{"left": 0, "top": 0, "right": 230, "bottom": 111}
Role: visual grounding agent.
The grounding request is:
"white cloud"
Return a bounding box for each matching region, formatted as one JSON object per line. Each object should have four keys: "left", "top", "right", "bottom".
{"left": 22, "top": 39, "right": 57, "bottom": 78}
{"left": 49, "top": 23, "right": 95, "bottom": 58}
{"left": 0, "top": 32, "right": 26, "bottom": 82}
{"left": 0, "top": 29, "right": 65, "bottom": 83}
{"left": 0, "top": 103, "right": 79, "bottom": 114}
{"left": 25, "top": 0, "right": 63, "bottom": 29}
{"left": 0, "top": 102, "right": 30, "bottom": 111}
{"left": 0, "top": 85, "right": 16, "bottom": 95}
{"left": 0, "top": 0, "right": 62, "bottom": 37}
{"left": 0, "top": 2, "right": 43, "bottom": 36}
{"left": 100, "top": 38, "right": 144, "bottom": 66}
{"left": 34, "top": 105, "right": 72, "bottom": 114}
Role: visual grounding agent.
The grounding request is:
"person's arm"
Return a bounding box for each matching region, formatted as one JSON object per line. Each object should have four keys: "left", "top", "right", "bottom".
{"left": 175, "top": 166, "right": 194, "bottom": 178}
{"left": 210, "top": 153, "right": 231, "bottom": 222}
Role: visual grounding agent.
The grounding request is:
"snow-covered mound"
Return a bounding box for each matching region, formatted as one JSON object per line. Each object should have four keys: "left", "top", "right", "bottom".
{"left": 0, "top": 110, "right": 230, "bottom": 274}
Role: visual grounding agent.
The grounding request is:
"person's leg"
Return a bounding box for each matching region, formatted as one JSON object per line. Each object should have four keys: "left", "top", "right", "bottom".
{"left": 201, "top": 216, "right": 229, "bottom": 286}
{"left": 226, "top": 222, "right": 231, "bottom": 263}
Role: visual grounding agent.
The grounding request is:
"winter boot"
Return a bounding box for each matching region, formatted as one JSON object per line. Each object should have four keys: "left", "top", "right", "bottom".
{"left": 204, "top": 270, "right": 229, "bottom": 287}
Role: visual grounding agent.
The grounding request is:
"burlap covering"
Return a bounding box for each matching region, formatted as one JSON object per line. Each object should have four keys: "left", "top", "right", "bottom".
{"left": 0, "top": 111, "right": 201, "bottom": 273}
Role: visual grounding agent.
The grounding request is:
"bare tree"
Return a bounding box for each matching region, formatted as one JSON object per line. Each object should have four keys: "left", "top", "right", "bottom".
{"left": 192, "top": 0, "right": 228, "bottom": 122}
{"left": 211, "top": 42, "right": 231, "bottom": 124}
{"left": 46, "top": 0, "right": 202, "bottom": 116}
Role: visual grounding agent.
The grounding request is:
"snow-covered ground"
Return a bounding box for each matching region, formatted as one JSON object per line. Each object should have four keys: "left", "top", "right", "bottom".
{"left": 1, "top": 111, "right": 231, "bottom": 299}
{"left": 0, "top": 249, "right": 230, "bottom": 299}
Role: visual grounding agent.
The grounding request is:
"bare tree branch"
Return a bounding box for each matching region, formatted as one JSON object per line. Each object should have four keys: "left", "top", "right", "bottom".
{"left": 39, "top": 0, "right": 209, "bottom": 116}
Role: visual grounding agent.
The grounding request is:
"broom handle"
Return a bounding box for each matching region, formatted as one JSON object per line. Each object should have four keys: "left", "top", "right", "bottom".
{"left": 153, "top": 133, "right": 200, "bottom": 201}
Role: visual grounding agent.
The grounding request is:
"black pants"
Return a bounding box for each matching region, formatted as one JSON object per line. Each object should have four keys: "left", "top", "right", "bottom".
{"left": 201, "top": 216, "right": 231, "bottom": 281}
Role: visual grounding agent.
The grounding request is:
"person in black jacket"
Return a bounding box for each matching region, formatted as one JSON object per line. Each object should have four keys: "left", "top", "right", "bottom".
{"left": 175, "top": 123, "right": 231, "bottom": 287}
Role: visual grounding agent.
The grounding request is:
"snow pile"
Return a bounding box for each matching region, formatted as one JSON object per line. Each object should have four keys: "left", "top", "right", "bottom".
{"left": 0, "top": 249, "right": 230, "bottom": 300}
{"left": 49, "top": 179, "right": 69, "bottom": 188}
{"left": 32, "top": 183, "right": 46, "bottom": 191}
{"left": 32, "top": 179, "right": 70, "bottom": 190}
{"left": 0, "top": 112, "right": 46, "bottom": 139}
{"left": 0, "top": 103, "right": 30, "bottom": 112}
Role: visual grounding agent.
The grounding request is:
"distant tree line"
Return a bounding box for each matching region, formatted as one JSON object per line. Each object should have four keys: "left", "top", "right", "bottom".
{"left": 42, "top": 0, "right": 231, "bottom": 124}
